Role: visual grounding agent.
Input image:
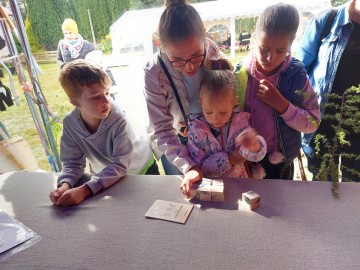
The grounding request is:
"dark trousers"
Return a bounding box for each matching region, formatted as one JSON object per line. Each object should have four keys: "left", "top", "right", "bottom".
{"left": 259, "top": 154, "right": 294, "bottom": 180}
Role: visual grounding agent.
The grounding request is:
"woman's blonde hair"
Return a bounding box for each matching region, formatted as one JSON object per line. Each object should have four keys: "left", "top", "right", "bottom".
{"left": 61, "top": 18, "right": 78, "bottom": 34}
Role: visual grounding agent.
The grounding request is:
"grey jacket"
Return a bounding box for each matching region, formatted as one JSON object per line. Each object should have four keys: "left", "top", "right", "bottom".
{"left": 58, "top": 103, "right": 137, "bottom": 194}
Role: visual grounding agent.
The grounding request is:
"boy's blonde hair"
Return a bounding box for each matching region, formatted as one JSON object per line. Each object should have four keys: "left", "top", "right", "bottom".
{"left": 59, "top": 59, "right": 111, "bottom": 99}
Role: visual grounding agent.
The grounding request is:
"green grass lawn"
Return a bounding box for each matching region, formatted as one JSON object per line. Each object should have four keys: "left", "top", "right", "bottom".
{"left": 1, "top": 50, "right": 249, "bottom": 172}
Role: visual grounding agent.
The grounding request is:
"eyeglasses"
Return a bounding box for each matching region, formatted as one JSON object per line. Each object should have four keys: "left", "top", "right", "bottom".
{"left": 170, "top": 53, "right": 206, "bottom": 68}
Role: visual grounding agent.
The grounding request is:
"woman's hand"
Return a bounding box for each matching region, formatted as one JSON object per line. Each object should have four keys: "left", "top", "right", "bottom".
{"left": 257, "top": 79, "right": 289, "bottom": 114}
{"left": 180, "top": 166, "right": 202, "bottom": 198}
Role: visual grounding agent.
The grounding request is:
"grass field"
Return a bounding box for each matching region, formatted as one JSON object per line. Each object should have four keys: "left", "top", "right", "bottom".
{"left": 1, "top": 51, "right": 249, "bottom": 172}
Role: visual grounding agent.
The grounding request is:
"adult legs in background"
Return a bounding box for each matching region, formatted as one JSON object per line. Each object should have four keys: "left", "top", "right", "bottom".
{"left": 259, "top": 154, "right": 293, "bottom": 180}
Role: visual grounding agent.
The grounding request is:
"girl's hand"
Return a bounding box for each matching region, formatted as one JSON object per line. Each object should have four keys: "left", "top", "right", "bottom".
{"left": 178, "top": 122, "right": 188, "bottom": 137}
{"left": 180, "top": 166, "right": 202, "bottom": 198}
{"left": 236, "top": 128, "right": 260, "bottom": 152}
{"left": 257, "top": 79, "right": 289, "bottom": 114}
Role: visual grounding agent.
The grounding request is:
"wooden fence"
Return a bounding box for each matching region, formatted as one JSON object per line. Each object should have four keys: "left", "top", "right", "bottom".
{"left": 32, "top": 51, "right": 57, "bottom": 63}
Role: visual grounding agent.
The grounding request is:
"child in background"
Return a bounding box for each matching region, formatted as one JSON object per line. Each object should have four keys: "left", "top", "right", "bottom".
{"left": 181, "top": 59, "right": 267, "bottom": 197}
{"left": 234, "top": 3, "right": 320, "bottom": 179}
{"left": 49, "top": 60, "right": 158, "bottom": 206}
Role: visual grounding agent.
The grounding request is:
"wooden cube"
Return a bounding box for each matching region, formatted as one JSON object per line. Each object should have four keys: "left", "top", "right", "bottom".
{"left": 211, "top": 185, "right": 224, "bottom": 202}
{"left": 242, "top": 191, "right": 260, "bottom": 210}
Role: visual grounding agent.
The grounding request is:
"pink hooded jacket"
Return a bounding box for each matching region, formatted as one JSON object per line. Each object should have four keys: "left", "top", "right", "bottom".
{"left": 187, "top": 107, "right": 267, "bottom": 178}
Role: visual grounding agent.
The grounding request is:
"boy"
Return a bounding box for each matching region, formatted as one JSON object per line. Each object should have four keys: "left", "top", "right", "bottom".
{"left": 49, "top": 60, "right": 157, "bottom": 206}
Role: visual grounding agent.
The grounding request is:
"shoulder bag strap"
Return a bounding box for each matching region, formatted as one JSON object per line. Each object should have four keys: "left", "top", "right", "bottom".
{"left": 158, "top": 55, "right": 188, "bottom": 125}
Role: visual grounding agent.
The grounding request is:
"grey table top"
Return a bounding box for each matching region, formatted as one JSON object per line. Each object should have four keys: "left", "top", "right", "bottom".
{"left": 1, "top": 171, "right": 360, "bottom": 270}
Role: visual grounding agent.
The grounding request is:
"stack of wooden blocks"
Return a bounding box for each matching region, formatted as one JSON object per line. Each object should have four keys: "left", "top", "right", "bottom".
{"left": 189, "top": 178, "right": 224, "bottom": 202}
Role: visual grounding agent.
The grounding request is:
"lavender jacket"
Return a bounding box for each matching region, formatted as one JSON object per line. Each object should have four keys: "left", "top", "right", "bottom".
{"left": 144, "top": 38, "right": 225, "bottom": 174}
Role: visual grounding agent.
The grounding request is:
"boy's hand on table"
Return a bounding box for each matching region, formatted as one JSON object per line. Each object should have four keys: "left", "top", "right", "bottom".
{"left": 180, "top": 166, "right": 202, "bottom": 198}
{"left": 49, "top": 182, "right": 71, "bottom": 204}
{"left": 55, "top": 184, "right": 92, "bottom": 206}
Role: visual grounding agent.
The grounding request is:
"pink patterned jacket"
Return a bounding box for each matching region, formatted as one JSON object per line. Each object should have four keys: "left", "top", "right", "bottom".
{"left": 187, "top": 107, "right": 267, "bottom": 178}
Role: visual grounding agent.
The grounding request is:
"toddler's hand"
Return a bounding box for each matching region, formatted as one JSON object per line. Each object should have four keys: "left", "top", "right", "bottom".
{"left": 257, "top": 79, "right": 289, "bottom": 114}
{"left": 236, "top": 128, "right": 260, "bottom": 152}
{"left": 180, "top": 166, "right": 202, "bottom": 198}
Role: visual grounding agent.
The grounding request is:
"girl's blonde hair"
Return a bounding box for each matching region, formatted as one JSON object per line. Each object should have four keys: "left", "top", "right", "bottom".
{"left": 200, "top": 59, "right": 236, "bottom": 101}
{"left": 256, "top": 3, "right": 299, "bottom": 40}
{"left": 159, "top": 0, "right": 205, "bottom": 46}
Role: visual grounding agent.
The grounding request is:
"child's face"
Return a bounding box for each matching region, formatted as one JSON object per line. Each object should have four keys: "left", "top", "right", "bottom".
{"left": 71, "top": 83, "right": 111, "bottom": 126}
{"left": 255, "top": 31, "right": 292, "bottom": 76}
{"left": 166, "top": 36, "right": 205, "bottom": 77}
{"left": 201, "top": 89, "right": 236, "bottom": 128}
{"left": 63, "top": 30, "right": 77, "bottom": 40}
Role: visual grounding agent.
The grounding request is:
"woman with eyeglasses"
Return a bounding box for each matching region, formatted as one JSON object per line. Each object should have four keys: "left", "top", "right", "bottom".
{"left": 144, "top": 0, "right": 231, "bottom": 195}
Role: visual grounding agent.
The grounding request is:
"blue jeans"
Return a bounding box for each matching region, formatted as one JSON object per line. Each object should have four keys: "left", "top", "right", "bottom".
{"left": 160, "top": 155, "right": 183, "bottom": 175}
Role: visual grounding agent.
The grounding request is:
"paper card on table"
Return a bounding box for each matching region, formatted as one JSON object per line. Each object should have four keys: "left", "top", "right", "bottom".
{"left": 145, "top": 200, "right": 194, "bottom": 224}
{"left": 0, "top": 209, "right": 34, "bottom": 254}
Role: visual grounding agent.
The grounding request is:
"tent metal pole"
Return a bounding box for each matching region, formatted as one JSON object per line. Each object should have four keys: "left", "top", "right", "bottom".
{"left": 8, "top": 0, "right": 61, "bottom": 172}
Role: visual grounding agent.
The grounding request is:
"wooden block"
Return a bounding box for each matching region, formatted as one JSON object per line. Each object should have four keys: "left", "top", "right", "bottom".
{"left": 200, "top": 178, "right": 212, "bottom": 187}
{"left": 211, "top": 179, "right": 224, "bottom": 187}
{"left": 190, "top": 179, "right": 225, "bottom": 202}
{"left": 211, "top": 185, "right": 224, "bottom": 202}
{"left": 198, "top": 185, "right": 212, "bottom": 201}
{"left": 242, "top": 191, "right": 260, "bottom": 210}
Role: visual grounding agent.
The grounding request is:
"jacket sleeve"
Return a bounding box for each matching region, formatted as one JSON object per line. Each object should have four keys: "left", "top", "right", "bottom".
{"left": 187, "top": 129, "right": 231, "bottom": 177}
{"left": 85, "top": 119, "right": 133, "bottom": 195}
{"left": 57, "top": 40, "right": 65, "bottom": 68}
{"left": 57, "top": 121, "right": 86, "bottom": 188}
{"left": 144, "top": 65, "right": 196, "bottom": 174}
{"left": 238, "top": 135, "right": 267, "bottom": 162}
{"left": 280, "top": 78, "right": 320, "bottom": 134}
{"left": 297, "top": 11, "right": 329, "bottom": 72}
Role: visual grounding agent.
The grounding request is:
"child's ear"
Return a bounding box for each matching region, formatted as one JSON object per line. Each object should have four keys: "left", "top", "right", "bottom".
{"left": 69, "top": 97, "right": 80, "bottom": 107}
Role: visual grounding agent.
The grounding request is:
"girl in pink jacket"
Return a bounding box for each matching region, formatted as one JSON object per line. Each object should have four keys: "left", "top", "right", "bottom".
{"left": 186, "top": 59, "right": 267, "bottom": 181}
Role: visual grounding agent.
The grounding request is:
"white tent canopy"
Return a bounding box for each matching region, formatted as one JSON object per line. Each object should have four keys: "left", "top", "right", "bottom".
{"left": 110, "top": 0, "right": 331, "bottom": 60}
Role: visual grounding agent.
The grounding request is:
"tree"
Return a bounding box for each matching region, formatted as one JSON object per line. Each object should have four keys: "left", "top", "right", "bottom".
{"left": 331, "top": 0, "right": 348, "bottom": 7}
{"left": 25, "top": 0, "right": 131, "bottom": 50}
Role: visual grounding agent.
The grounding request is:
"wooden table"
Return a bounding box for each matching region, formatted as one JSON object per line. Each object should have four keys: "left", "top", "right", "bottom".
{"left": 1, "top": 171, "right": 360, "bottom": 269}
